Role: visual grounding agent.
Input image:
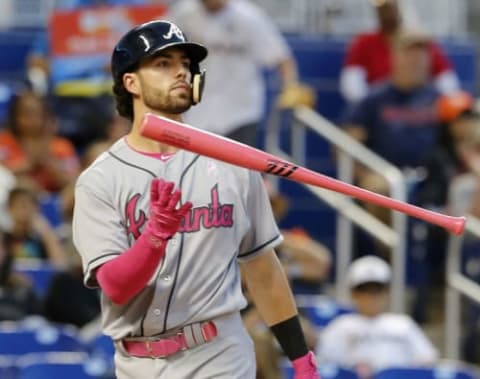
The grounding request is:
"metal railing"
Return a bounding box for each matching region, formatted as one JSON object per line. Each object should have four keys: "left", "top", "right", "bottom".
{"left": 445, "top": 174, "right": 480, "bottom": 359}
{"left": 266, "top": 106, "right": 408, "bottom": 312}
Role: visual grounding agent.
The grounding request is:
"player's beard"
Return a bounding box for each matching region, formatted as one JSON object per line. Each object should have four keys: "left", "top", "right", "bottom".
{"left": 142, "top": 84, "right": 191, "bottom": 114}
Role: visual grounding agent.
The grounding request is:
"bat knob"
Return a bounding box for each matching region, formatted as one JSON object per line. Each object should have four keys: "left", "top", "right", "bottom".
{"left": 452, "top": 216, "right": 467, "bottom": 235}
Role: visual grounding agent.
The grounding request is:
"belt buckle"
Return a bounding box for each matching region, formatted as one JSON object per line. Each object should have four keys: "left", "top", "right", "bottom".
{"left": 145, "top": 334, "right": 185, "bottom": 359}
{"left": 145, "top": 338, "right": 166, "bottom": 359}
{"left": 176, "top": 331, "right": 187, "bottom": 351}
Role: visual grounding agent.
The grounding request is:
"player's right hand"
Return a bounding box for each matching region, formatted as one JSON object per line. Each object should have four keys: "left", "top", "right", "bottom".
{"left": 146, "top": 178, "right": 192, "bottom": 242}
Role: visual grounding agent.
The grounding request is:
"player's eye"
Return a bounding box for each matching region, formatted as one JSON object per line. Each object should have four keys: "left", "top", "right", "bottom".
{"left": 154, "top": 59, "right": 170, "bottom": 68}
{"left": 182, "top": 60, "right": 191, "bottom": 69}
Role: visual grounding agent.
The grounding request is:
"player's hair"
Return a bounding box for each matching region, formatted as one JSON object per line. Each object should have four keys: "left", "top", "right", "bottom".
{"left": 112, "top": 78, "right": 134, "bottom": 121}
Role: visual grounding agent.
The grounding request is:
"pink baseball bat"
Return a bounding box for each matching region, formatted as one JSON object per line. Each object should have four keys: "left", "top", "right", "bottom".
{"left": 140, "top": 113, "right": 466, "bottom": 235}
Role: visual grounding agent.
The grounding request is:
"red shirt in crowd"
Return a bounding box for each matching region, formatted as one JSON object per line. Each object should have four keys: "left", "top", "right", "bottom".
{"left": 344, "top": 31, "right": 453, "bottom": 84}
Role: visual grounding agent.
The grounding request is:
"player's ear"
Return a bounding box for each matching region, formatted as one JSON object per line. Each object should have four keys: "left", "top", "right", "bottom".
{"left": 123, "top": 73, "right": 140, "bottom": 96}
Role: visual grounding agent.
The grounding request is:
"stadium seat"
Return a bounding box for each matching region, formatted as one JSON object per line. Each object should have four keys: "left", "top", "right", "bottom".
{"left": 295, "top": 295, "right": 354, "bottom": 329}
{"left": 13, "top": 260, "right": 60, "bottom": 299}
{"left": 318, "top": 364, "right": 360, "bottom": 379}
{"left": 89, "top": 334, "right": 114, "bottom": 358}
{"left": 374, "top": 365, "right": 479, "bottom": 379}
{"left": 88, "top": 334, "right": 115, "bottom": 378}
{"left": 17, "top": 351, "right": 109, "bottom": 379}
{"left": 0, "top": 354, "right": 17, "bottom": 379}
{"left": 0, "top": 322, "right": 85, "bottom": 355}
{"left": 281, "top": 359, "right": 359, "bottom": 379}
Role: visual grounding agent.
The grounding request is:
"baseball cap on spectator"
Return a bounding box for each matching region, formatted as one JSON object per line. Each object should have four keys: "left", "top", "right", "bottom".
{"left": 393, "top": 28, "right": 431, "bottom": 49}
{"left": 347, "top": 256, "right": 391, "bottom": 288}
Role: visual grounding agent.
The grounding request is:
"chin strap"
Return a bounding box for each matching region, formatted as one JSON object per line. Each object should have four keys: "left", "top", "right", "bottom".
{"left": 192, "top": 69, "right": 206, "bottom": 105}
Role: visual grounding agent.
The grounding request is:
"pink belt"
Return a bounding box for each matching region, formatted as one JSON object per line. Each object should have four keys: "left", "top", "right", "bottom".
{"left": 122, "top": 321, "right": 217, "bottom": 358}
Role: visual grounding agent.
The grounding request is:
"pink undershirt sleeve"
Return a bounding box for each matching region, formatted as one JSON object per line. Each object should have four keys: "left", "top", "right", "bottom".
{"left": 96, "top": 231, "right": 167, "bottom": 305}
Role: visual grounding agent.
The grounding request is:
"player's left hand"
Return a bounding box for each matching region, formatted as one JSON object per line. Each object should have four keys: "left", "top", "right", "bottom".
{"left": 147, "top": 178, "right": 192, "bottom": 241}
{"left": 292, "top": 351, "right": 321, "bottom": 379}
{"left": 277, "top": 82, "right": 316, "bottom": 109}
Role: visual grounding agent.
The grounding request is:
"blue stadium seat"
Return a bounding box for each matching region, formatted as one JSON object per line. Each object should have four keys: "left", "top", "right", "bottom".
{"left": 13, "top": 261, "right": 60, "bottom": 299}
{"left": 38, "top": 193, "right": 64, "bottom": 229}
{"left": 296, "top": 295, "right": 354, "bottom": 329}
{"left": 0, "top": 354, "right": 17, "bottom": 379}
{"left": 0, "top": 323, "right": 85, "bottom": 356}
{"left": 88, "top": 334, "right": 115, "bottom": 377}
{"left": 17, "top": 352, "right": 109, "bottom": 379}
{"left": 281, "top": 359, "right": 359, "bottom": 379}
{"left": 374, "top": 365, "right": 479, "bottom": 379}
{"left": 89, "top": 334, "right": 114, "bottom": 358}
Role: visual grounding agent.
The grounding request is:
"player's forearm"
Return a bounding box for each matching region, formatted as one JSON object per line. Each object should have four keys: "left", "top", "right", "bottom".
{"left": 97, "top": 231, "right": 167, "bottom": 305}
{"left": 242, "top": 250, "right": 298, "bottom": 325}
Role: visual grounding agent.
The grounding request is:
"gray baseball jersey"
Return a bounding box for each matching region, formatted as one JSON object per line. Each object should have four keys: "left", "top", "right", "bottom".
{"left": 73, "top": 138, "right": 282, "bottom": 340}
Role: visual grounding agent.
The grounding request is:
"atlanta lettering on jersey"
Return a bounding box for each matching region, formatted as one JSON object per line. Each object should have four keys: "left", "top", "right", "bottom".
{"left": 125, "top": 184, "right": 234, "bottom": 240}
{"left": 179, "top": 185, "right": 233, "bottom": 233}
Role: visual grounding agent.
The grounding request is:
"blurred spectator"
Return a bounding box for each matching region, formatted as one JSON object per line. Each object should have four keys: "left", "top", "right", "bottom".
{"left": 342, "top": 29, "right": 442, "bottom": 226}
{"left": 4, "top": 186, "right": 68, "bottom": 268}
{"left": 458, "top": 119, "right": 480, "bottom": 218}
{"left": 419, "top": 90, "right": 478, "bottom": 210}
{"left": 0, "top": 91, "right": 80, "bottom": 193}
{"left": 414, "top": 91, "right": 480, "bottom": 297}
{"left": 267, "top": 180, "right": 331, "bottom": 294}
{"left": 0, "top": 164, "right": 16, "bottom": 230}
{"left": 340, "top": 0, "right": 459, "bottom": 104}
{"left": 168, "top": 0, "right": 315, "bottom": 146}
{"left": 0, "top": 229, "right": 40, "bottom": 321}
{"left": 43, "top": 253, "right": 101, "bottom": 328}
{"left": 24, "top": 0, "right": 147, "bottom": 152}
{"left": 316, "top": 256, "right": 438, "bottom": 379}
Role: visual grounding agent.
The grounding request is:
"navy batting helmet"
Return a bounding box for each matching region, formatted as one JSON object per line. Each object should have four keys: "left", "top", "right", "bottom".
{"left": 111, "top": 20, "right": 208, "bottom": 104}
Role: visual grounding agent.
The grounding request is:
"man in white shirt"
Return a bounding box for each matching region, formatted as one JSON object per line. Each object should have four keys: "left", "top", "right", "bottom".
{"left": 168, "top": 0, "right": 313, "bottom": 146}
{"left": 316, "top": 255, "right": 438, "bottom": 378}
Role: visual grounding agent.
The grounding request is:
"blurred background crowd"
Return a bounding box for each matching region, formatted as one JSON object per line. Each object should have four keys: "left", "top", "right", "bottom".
{"left": 1, "top": 0, "right": 480, "bottom": 378}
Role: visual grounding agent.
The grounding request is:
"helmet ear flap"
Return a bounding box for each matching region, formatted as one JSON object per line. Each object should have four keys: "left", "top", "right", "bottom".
{"left": 191, "top": 69, "right": 206, "bottom": 105}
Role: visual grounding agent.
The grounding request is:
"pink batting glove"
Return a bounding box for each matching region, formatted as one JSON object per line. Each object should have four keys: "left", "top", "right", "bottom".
{"left": 146, "top": 178, "right": 192, "bottom": 242}
{"left": 292, "top": 352, "right": 321, "bottom": 379}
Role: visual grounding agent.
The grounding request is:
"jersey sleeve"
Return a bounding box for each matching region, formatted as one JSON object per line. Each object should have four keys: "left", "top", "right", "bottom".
{"left": 343, "top": 35, "right": 369, "bottom": 68}
{"left": 237, "top": 172, "right": 282, "bottom": 261}
{"left": 429, "top": 41, "right": 453, "bottom": 76}
{"left": 73, "top": 171, "right": 129, "bottom": 288}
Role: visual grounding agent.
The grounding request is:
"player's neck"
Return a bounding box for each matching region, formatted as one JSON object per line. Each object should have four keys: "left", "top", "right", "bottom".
{"left": 126, "top": 132, "right": 178, "bottom": 154}
{"left": 128, "top": 112, "right": 182, "bottom": 153}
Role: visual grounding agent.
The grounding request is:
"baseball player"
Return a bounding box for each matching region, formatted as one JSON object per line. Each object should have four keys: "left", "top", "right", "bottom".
{"left": 73, "top": 20, "right": 319, "bottom": 379}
